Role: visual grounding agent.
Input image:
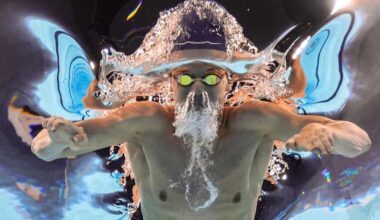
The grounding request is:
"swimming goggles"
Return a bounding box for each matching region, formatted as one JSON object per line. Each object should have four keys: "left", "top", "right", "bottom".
{"left": 173, "top": 73, "right": 224, "bottom": 86}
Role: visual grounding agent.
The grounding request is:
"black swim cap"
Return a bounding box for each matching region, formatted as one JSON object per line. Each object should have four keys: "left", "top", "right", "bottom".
{"left": 175, "top": 11, "right": 226, "bottom": 51}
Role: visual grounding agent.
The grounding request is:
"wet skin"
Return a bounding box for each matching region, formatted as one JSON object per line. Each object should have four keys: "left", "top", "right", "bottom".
{"left": 32, "top": 62, "right": 371, "bottom": 220}
{"left": 91, "top": 100, "right": 276, "bottom": 220}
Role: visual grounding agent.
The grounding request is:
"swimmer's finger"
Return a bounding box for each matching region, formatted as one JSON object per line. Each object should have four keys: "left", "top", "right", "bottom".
{"left": 311, "top": 147, "right": 322, "bottom": 155}
{"left": 44, "top": 117, "right": 53, "bottom": 130}
{"left": 310, "top": 139, "right": 327, "bottom": 154}
{"left": 51, "top": 117, "right": 66, "bottom": 131}
{"left": 72, "top": 133, "right": 87, "bottom": 143}
{"left": 47, "top": 117, "right": 59, "bottom": 131}
{"left": 70, "top": 133, "right": 88, "bottom": 150}
{"left": 320, "top": 137, "right": 333, "bottom": 154}
{"left": 291, "top": 137, "right": 309, "bottom": 151}
{"left": 285, "top": 135, "right": 298, "bottom": 149}
{"left": 42, "top": 119, "right": 47, "bottom": 128}
{"left": 46, "top": 116, "right": 57, "bottom": 131}
{"left": 57, "top": 120, "right": 84, "bottom": 134}
{"left": 67, "top": 138, "right": 81, "bottom": 151}
{"left": 327, "top": 135, "right": 335, "bottom": 149}
{"left": 50, "top": 117, "right": 75, "bottom": 133}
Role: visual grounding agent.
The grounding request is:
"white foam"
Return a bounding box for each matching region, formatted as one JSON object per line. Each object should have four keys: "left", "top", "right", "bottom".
{"left": 173, "top": 91, "right": 221, "bottom": 210}
{"left": 95, "top": 0, "right": 294, "bottom": 107}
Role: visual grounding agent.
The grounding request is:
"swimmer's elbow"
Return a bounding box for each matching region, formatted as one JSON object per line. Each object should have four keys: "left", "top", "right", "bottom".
{"left": 349, "top": 139, "right": 372, "bottom": 158}
{"left": 329, "top": 121, "right": 372, "bottom": 158}
{"left": 343, "top": 146, "right": 370, "bottom": 158}
{"left": 338, "top": 136, "right": 372, "bottom": 158}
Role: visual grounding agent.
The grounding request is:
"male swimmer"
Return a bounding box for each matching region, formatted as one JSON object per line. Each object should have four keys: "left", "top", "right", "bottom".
{"left": 31, "top": 60, "right": 371, "bottom": 219}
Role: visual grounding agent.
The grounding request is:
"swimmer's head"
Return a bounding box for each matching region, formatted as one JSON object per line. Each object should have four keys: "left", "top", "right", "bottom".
{"left": 170, "top": 53, "right": 230, "bottom": 145}
{"left": 170, "top": 61, "right": 230, "bottom": 109}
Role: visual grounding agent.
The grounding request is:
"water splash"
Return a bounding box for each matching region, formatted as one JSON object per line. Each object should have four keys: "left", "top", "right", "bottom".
{"left": 94, "top": 0, "right": 293, "bottom": 107}
{"left": 100, "top": 0, "right": 258, "bottom": 72}
{"left": 173, "top": 91, "right": 220, "bottom": 210}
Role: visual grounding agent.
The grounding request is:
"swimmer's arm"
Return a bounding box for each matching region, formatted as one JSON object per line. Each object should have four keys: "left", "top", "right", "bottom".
{"left": 242, "top": 101, "right": 372, "bottom": 158}
{"left": 32, "top": 111, "right": 137, "bottom": 161}
{"left": 32, "top": 102, "right": 159, "bottom": 161}
{"left": 67, "top": 113, "right": 139, "bottom": 156}
{"left": 267, "top": 103, "right": 371, "bottom": 158}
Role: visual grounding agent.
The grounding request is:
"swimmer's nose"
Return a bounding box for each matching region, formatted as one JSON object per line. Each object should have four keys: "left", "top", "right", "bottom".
{"left": 192, "top": 80, "right": 204, "bottom": 90}
{"left": 189, "top": 80, "right": 206, "bottom": 97}
{"left": 193, "top": 91, "right": 204, "bottom": 110}
{"left": 189, "top": 82, "right": 206, "bottom": 109}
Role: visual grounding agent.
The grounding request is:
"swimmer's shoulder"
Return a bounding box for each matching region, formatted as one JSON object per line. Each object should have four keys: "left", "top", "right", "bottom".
{"left": 112, "top": 101, "right": 173, "bottom": 133}
{"left": 230, "top": 100, "right": 271, "bottom": 117}
{"left": 227, "top": 100, "right": 278, "bottom": 132}
{"left": 113, "top": 101, "right": 171, "bottom": 121}
{"left": 234, "top": 100, "right": 286, "bottom": 115}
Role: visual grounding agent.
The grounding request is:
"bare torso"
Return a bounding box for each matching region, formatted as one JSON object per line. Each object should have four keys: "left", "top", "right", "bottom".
{"left": 125, "top": 104, "right": 275, "bottom": 220}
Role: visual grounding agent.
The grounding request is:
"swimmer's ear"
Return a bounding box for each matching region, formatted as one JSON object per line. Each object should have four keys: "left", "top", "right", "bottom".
{"left": 225, "top": 81, "right": 232, "bottom": 92}
{"left": 82, "top": 79, "right": 123, "bottom": 110}
{"left": 82, "top": 79, "right": 100, "bottom": 109}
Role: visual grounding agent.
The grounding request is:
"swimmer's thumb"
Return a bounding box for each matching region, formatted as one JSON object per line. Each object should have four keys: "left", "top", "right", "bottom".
{"left": 285, "top": 136, "right": 297, "bottom": 149}
{"left": 70, "top": 133, "right": 89, "bottom": 150}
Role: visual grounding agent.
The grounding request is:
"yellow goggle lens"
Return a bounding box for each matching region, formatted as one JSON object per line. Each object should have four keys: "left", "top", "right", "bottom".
{"left": 178, "top": 75, "right": 193, "bottom": 86}
{"left": 203, "top": 74, "right": 219, "bottom": 85}
{"left": 175, "top": 73, "right": 222, "bottom": 86}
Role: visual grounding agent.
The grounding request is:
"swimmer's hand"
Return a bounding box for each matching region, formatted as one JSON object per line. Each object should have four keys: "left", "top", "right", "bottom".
{"left": 285, "top": 123, "right": 334, "bottom": 154}
{"left": 42, "top": 116, "right": 88, "bottom": 150}
{"left": 31, "top": 116, "right": 89, "bottom": 161}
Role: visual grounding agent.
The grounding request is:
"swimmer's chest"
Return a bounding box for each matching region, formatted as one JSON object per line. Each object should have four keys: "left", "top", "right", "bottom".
{"left": 134, "top": 129, "right": 264, "bottom": 181}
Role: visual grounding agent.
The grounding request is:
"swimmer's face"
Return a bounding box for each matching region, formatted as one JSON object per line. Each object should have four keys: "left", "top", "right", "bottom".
{"left": 170, "top": 62, "right": 229, "bottom": 107}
